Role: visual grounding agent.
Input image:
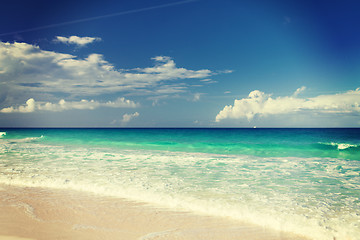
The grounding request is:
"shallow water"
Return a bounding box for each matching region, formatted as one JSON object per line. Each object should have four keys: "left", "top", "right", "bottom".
{"left": 0, "top": 128, "right": 359, "bottom": 240}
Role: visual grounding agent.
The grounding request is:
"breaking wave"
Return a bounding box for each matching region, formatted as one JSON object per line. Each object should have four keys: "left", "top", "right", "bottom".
{"left": 319, "top": 142, "right": 360, "bottom": 150}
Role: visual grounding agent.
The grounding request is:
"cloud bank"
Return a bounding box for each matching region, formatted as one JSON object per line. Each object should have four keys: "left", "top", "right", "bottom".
{"left": 0, "top": 98, "right": 138, "bottom": 113}
{"left": 0, "top": 41, "right": 215, "bottom": 98}
{"left": 55, "top": 36, "right": 101, "bottom": 46}
{"left": 215, "top": 87, "right": 360, "bottom": 122}
{"left": 0, "top": 40, "right": 226, "bottom": 113}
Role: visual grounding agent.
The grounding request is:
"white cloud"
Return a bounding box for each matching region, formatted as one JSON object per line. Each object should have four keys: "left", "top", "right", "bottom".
{"left": 148, "top": 95, "right": 170, "bottom": 106}
{"left": 122, "top": 112, "right": 139, "bottom": 123}
{"left": 218, "top": 70, "right": 233, "bottom": 74}
{"left": 293, "top": 86, "right": 306, "bottom": 97}
{"left": 55, "top": 36, "right": 101, "bottom": 46}
{"left": 138, "top": 56, "right": 212, "bottom": 80}
{"left": 0, "top": 98, "right": 36, "bottom": 113}
{"left": 215, "top": 87, "right": 360, "bottom": 122}
{"left": 200, "top": 78, "right": 217, "bottom": 84}
{"left": 0, "top": 98, "right": 138, "bottom": 113}
{"left": 0, "top": 41, "right": 215, "bottom": 99}
{"left": 193, "top": 93, "right": 201, "bottom": 101}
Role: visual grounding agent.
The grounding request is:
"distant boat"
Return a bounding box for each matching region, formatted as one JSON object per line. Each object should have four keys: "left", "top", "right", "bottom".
{"left": 253, "top": 126, "right": 257, "bottom": 128}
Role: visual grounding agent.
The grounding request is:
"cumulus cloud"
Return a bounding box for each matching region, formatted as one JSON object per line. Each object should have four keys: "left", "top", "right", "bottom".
{"left": 138, "top": 56, "right": 212, "bottom": 79}
{"left": 215, "top": 87, "right": 360, "bottom": 122}
{"left": 55, "top": 36, "right": 101, "bottom": 46}
{"left": 122, "top": 112, "right": 139, "bottom": 123}
{"left": 0, "top": 41, "right": 216, "bottom": 99}
{"left": 0, "top": 98, "right": 138, "bottom": 113}
{"left": 0, "top": 98, "right": 36, "bottom": 113}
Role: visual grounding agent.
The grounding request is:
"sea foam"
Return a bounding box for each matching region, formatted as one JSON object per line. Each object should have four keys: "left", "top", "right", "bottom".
{"left": 319, "top": 142, "right": 360, "bottom": 150}
{"left": 1, "top": 128, "right": 359, "bottom": 240}
{"left": 0, "top": 140, "right": 359, "bottom": 240}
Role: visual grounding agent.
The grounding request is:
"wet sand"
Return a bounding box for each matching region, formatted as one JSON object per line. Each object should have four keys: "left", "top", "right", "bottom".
{"left": 0, "top": 184, "right": 310, "bottom": 240}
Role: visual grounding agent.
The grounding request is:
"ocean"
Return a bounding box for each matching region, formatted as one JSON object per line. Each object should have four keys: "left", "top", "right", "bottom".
{"left": 0, "top": 128, "right": 359, "bottom": 240}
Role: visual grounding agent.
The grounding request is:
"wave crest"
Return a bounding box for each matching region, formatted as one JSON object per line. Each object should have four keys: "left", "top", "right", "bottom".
{"left": 3, "top": 135, "right": 44, "bottom": 144}
{"left": 319, "top": 142, "right": 360, "bottom": 150}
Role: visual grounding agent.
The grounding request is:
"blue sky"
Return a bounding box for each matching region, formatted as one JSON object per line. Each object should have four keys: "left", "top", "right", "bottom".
{"left": 0, "top": 0, "right": 360, "bottom": 127}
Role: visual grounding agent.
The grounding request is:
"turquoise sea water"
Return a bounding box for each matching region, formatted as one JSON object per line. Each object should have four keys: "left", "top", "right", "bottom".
{"left": 0, "top": 128, "right": 359, "bottom": 239}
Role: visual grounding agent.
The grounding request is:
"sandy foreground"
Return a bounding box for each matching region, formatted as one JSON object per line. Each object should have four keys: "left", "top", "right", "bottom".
{"left": 0, "top": 184, "right": 310, "bottom": 240}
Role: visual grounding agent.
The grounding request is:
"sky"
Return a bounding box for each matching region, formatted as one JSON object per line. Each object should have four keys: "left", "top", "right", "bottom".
{"left": 0, "top": 0, "right": 360, "bottom": 127}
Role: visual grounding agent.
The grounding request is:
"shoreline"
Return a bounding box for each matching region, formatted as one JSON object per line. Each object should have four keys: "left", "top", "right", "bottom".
{"left": 0, "top": 184, "right": 311, "bottom": 240}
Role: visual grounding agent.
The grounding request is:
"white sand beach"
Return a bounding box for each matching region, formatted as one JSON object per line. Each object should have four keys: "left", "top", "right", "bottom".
{"left": 0, "top": 184, "right": 310, "bottom": 240}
